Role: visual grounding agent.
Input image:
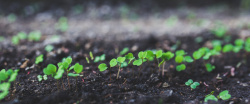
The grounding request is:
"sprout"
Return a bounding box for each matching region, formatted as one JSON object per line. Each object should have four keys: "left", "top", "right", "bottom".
{"left": 175, "top": 55, "right": 184, "bottom": 64}
{"left": 17, "top": 32, "right": 27, "bottom": 40}
{"left": 133, "top": 59, "right": 142, "bottom": 66}
{"left": 35, "top": 55, "right": 44, "bottom": 64}
{"left": 218, "top": 90, "right": 231, "bottom": 100}
{"left": 89, "top": 51, "right": 94, "bottom": 60}
{"left": 94, "top": 54, "right": 105, "bottom": 63}
{"left": 212, "top": 25, "right": 227, "bottom": 38}
{"left": 73, "top": 63, "right": 83, "bottom": 74}
{"left": 7, "top": 13, "right": 17, "bottom": 23}
{"left": 45, "top": 45, "right": 54, "bottom": 52}
{"left": 56, "top": 17, "right": 68, "bottom": 32}
{"left": 43, "top": 64, "right": 57, "bottom": 77}
{"left": 125, "top": 53, "right": 135, "bottom": 64}
{"left": 145, "top": 50, "right": 155, "bottom": 61}
{"left": 156, "top": 50, "right": 163, "bottom": 58}
{"left": 120, "top": 47, "right": 129, "bottom": 55}
{"left": 98, "top": 63, "right": 108, "bottom": 72}
{"left": 234, "top": 39, "right": 244, "bottom": 46}
{"left": 204, "top": 95, "right": 218, "bottom": 102}
{"left": 37, "top": 75, "right": 48, "bottom": 82}
{"left": 185, "top": 79, "right": 200, "bottom": 89}
{"left": 184, "top": 56, "right": 194, "bottom": 63}
{"left": 175, "top": 50, "right": 186, "bottom": 56}
{"left": 222, "top": 44, "right": 233, "bottom": 53}
{"left": 158, "top": 51, "right": 174, "bottom": 76}
{"left": 12, "top": 36, "right": 19, "bottom": 45}
{"left": 193, "top": 51, "right": 202, "bottom": 60}
{"left": 110, "top": 59, "right": 117, "bottom": 67}
{"left": 28, "top": 31, "right": 41, "bottom": 41}
{"left": 116, "top": 57, "right": 125, "bottom": 79}
{"left": 121, "top": 62, "right": 128, "bottom": 68}
{"left": 176, "top": 64, "right": 186, "bottom": 71}
{"left": 85, "top": 57, "right": 90, "bottom": 63}
{"left": 0, "top": 82, "right": 10, "bottom": 100}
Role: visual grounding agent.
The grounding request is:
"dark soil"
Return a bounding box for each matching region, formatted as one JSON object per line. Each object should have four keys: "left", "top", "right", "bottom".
{"left": 0, "top": 31, "right": 249, "bottom": 104}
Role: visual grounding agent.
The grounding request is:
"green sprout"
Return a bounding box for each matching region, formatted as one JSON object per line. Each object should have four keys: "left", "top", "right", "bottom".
{"left": 11, "top": 36, "right": 19, "bottom": 45}
{"left": 85, "top": 57, "right": 90, "bottom": 63}
{"left": 125, "top": 53, "right": 135, "bottom": 64}
{"left": 156, "top": 50, "right": 163, "bottom": 59}
{"left": 17, "top": 32, "right": 27, "bottom": 40}
{"left": 120, "top": 47, "right": 129, "bottom": 55}
{"left": 43, "top": 64, "right": 57, "bottom": 77}
{"left": 185, "top": 79, "right": 200, "bottom": 89}
{"left": 89, "top": 51, "right": 94, "bottom": 60}
{"left": 68, "top": 63, "right": 83, "bottom": 90}
{"left": 110, "top": 59, "right": 117, "bottom": 67}
{"left": 158, "top": 51, "right": 174, "bottom": 75}
{"left": 205, "top": 63, "right": 215, "bottom": 72}
{"left": 175, "top": 55, "right": 184, "bottom": 64}
{"left": 28, "top": 31, "right": 42, "bottom": 41}
{"left": 0, "top": 82, "right": 10, "bottom": 100}
{"left": 212, "top": 25, "right": 227, "bottom": 38}
{"left": 94, "top": 54, "right": 105, "bottom": 63}
{"left": 56, "top": 17, "right": 68, "bottom": 32}
{"left": 98, "top": 63, "right": 108, "bottom": 72}
{"left": 193, "top": 51, "right": 202, "bottom": 60}
{"left": 222, "top": 44, "right": 233, "bottom": 53}
{"left": 244, "top": 37, "right": 250, "bottom": 52}
{"left": 58, "top": 57, "right": 72, "bottom": 88}
{"left": 37, "top": 75, "right": 48, "bottom": 82}
{"left": 184, "top": 56, "right": 194, "bottom": 63}
{"left": 204, "top": 95, "right": 218, "bottom": 102}
{"left": 176, "top": 64, "right": 186, "bottom": 71}
{"left": 116, "top": 57, "right": 125, "bottom": 79}
{"left": 35, "top": 55, "right": 44, "bottom": 64}
{"left": 145, "top": 50, "right": 155, "bottom": 61}
{"left": 45, "top": 45, "right": 54, "bottom": 52}
{"left": 218, "top": 90, "right": 231, "bottom": 100}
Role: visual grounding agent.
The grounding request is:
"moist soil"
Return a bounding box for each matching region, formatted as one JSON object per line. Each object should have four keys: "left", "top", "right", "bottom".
{"left": 0, "top": 32, "right": 249, "bottom": 104}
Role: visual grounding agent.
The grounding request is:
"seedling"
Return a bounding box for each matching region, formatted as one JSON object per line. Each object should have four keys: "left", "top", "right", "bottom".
{"left": 43, "top": 64, "right": 64, "bottom": 90}
{"left": 159, "top": 51, "right": 174, "bottom": 75}
{"left": 120, "top": 47, "right": 129, "bottom": 55}
{"left": 89, "top": 51, "right": 94, "bottom": 60}
{"left": 0, "top": 82, "right": 10, "bottom": 100}
{"left": 184, "top": 56, "right": 194, "bottom": 63}
{"left": 175, "top": 55, "right": 184, "bottom": 64}
{"left": 116, "top": 57, "right": 125, "bottom": 79}
{"left": 204, "top": 90, "right": 231, "bottom": 102}
{"left": 7, "top": 13, "right": 16, "bottom": 23}
{"left": 68, "top": 63, "right": 83, "bottom": 90}
{"left": 98, "top": 63, "right": 108, "bottom": 72}
{"left": 85, "top": 57, "right": 90, "bottom": 63}
{"left": 58, "top": 57, "right": 72, "bottom": 88}
{"left": 176, "top": 64, "right": 186, "bottom": 71}
{"left": 17, "top": 32, "right": 27, "bottom": 40}
{"left": 204, "top": 95, "right": 218, "bottom": 102}
{"left": 56, "top": 17, "right": 68, "bottom": 32}
{"left": 94, "top": 54, "right": 105, "bottom": 63}
{"left": 12, "top": 36, "right": 19, "bottom": 45}
{"left": 28, "top": 31, "right": 41, "bottom": 41}
{"left": 35, "top": 55, "right": 44, "bottom": 64}
{"left": 145, "top": 50, "right": 155, "bottom": 61}
{"left": 125, "top": 53, "right": 135, "bottom": 64}
{"left": 222, "top": 44, "right": 233, "bottom": 53}
{"left": 45, "top": 45, "right": 54, "bottom": 52}
{"left": 155, "top": 50, "right": 163, "bottom": 71}
{"left": 185, "top": 79, "right": 200, "bottom": 89}
{"left": 205, "top": 63, "right": 215, "bottom": 72}
{"left": 37, "top": 75, "right": 48, "bottom": 82}
{"left": 212, "top": 25, "right": 227, "bottom": 38}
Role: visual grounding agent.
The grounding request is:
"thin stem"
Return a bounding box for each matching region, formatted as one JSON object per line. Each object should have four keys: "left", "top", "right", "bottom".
{"left": 67, "top": 71, "right": 71, "bottom": 89}
{"left": 162, "top": 62, "right": 165, "bottom": 77}
{"left": 57, "top": 80, "right": 60, "bottom": 91}
{"left": 117, "top": 63, "right": 121, "bottom": 79}
{"left": 138, "top": 59, "right": 143, "bottom": 77}
{"left": 61, "top": 78, "right": 65, "bottom": 90}
{"left": 157, "top": 58, "right": 160, "bottom": 73}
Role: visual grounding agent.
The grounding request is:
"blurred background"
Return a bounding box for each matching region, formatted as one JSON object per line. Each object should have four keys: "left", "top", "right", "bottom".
{"left": 0, "top": 0, "right": 250, "bottom": 43}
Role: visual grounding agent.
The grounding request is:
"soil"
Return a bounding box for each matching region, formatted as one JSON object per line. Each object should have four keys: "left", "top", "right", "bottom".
{"left": 0, "top": 31, "right": 249, "bottom": 104}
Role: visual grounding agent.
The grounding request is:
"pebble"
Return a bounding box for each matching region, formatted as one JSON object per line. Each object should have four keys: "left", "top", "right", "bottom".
{"left": 162, "top": 82, "right": 170, "bottom": 88}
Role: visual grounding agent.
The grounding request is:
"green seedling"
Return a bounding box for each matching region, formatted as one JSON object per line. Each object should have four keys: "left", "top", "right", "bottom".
{"left": 235, "top": 39, "right": 244, "bottom": 46}
{"left": 133, "top": 59, "right": 142, "bottom": 66}
{"left": 7, "top": 13, "right": 16, "bottom": 23}
{"left": 185, "top": 79, "right": 200, "bottom": 89}
{"left": 145, "top": 50, "right": 155, "bottom": 61}
{"left": 204, "top": 95, "right": 218, "bottom": 102}
{"left": 89, "top": 51, "right": 94, "bottom": 60}
{"left": 176, "top": 64, "right": 186, "bottom": 71}
{"left": 35, "top": 55, "right": 43, "bottom": 64}
{"left": 94, "top": 54, "right": 105, "bottom": 63}
{"left": 37, "top": 75, "right": 48, "bottom": 82}
{"left": 218, "top": 90, "right": 231, "bottom": 100}
{"left": 58, "top": 57, "right": 72, "bottom": 88}
{"left": 68, "top": 63, "right": 83, "bottom": 90}
{"left": 116, "top": 57, "right": 125, "bottom": 79}
{"left": 175, "top": 50, "right": 186, "bottom": 56}
{"left": 98, "top": 63, "right": 108, "bottom": 72}
{"left": 184, "top": 56, "right": 194, "bottom": 63}
{"left": 43, "top": 64, "right": 64, "bottom": 90}
{"left": 28, "top": 31, "right": 41, "bottom": 41}
{"left": 121, "top": 62, "right": 128, "bottom": 68}
{"left": 17, "top": 32, "right": 27, "bottom": 40}
{"left": 45, "top": 45, "right": 54, "bottom": 52}
{"left": 205, "top": 63, "right": 215, "bottom": 72}
{"left": 222, "top": 44, "right": 233, "bottom": 53}
{"left": 120, "top": 47, "right": 129, "bottom": 55}
{"left": 56, "top": 17, "right": 68, "bottom": 32}
{"left": 0, "top": 82, "right": 10, "bottom": 100}
{"left": 158, "top": 51, "right": 174, "bottom": 76}
{"left": 193, "top": 51, "right": 202, "bottom": 60}
{"left": 125, "top": 53, "right": 135, "bottom": 64}
{"left": 156, "top": 50, "right": 163, "bottom": 59}
{"left": 85, "top": 57, "right": 90, "bottom": 63}
{"left": 175, "top": 55, "right": 184, "bottom": 64}
{"left": 110, "top": 59, "right": 117, "bottom": 67}
{"left": 12, "top": 36, "right": 19, "bottom": 45}
{"left": 212, "top": 25, "right": 227, "bottom": 38}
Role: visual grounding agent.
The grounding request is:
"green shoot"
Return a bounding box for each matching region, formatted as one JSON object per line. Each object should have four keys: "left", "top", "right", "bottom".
{"left": 17, "top": 32, "right": 27, "bottom": 40}
{"left": 185, "top": 79, "right": 200, "bottom": 89}
{"left": 218, "top": 90, "right": 231, "bottom": 100}
{"left": 125, "top": 53, "right": 135, "bottom": 64}
{"left": 37, "top": 75, "right": 48, "bottom": 82}
{"left": 133, "top": 59, "right": 142, "bottom": 66}
{"left": 28, "top": 31, "right": 41, "bottom": 41}
{"left": 7, "top": 13, "right": 16, "bottom": 23}
{"left": 43, "top": 64, "right": 57, "bottom": 77}
{"left": 73, "top": 63, "right": 83, "bottom": 74}
{"left": 56, "top": 17, "right": 68, "bottom": 32}
{"left": 156, "top": 50, "right": 163, "bottom": 58}
{"left": 0, "top": 82, "right": 10, "bottom": 100}
{"left": 89, "top": 51, "right": 94, "bottom": 60}
{"left": 175, "top": 55, "right": 184, "bottom": 64}
{"left": 98, "top": 63, "right": 108, "bottom": 72}
{"left": 176, "top": 64, "right": 186, "bottom": 71}
{"left": 45, "top": 45, "right": 54, "bottom": 52}
{"left": 110, "top": 59, "right": 117, "bottom": 67}
{"left": 184, "top": 56, "right": 194, "bottom": 63}
{"left": 204, "top": 95, "right": 218, "bottom": 102}
{"left": 12, "top": 36, "right": 19, "bottom": 45}
{"left": 116, "top": 57, "right": 125, "bottom": 79}
{"left": 120, "top": 47, "right": 129, "bottom": 55}
{"left": 212, "top": 26, "right": 227, "bottom": 38}
{"left": 94, "top": 54, "right": 105, "bottom": 63}
{"left": 222, "top": 44, "right": 233, "bottom": 53}
{"left": 35, "top": 55, "right": 44, "bottom": 64}
{"left": 85, "top": 57, "right": 90, "bottom": 63}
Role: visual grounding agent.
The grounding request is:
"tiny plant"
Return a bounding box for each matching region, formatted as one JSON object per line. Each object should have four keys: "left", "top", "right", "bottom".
{"left": 17, "top": 32, "right": 27, "bottom": 40}
{"left": 222, "top": 44, "right": 233, "bottom": 53}
{"left": 185, "top": 79, "right": 200, "bottom": 89}
{"left": 35, "top": 55, "right": 44, "bottom": 64}
{"left": 98, "top": 63, "right": 108, "bottom": 72}
{"left": 116, "top": 57, "right": 125, "bottom": 79}
{"left": 212, "top": 25, "right": 227, "bottom": 38}
{"left": 205, "top": 63, "right": 215, "bottom": 72}
{"left": 120, "top": 47, "right": 129, "bottom": 56}
{"left": 89, "top": 51, "right": 94, "bottom": 60}
{"left": 37, "top": 75, "right": 48, "bottom": 82}
{"left": 56, "top": 17, "right": 68, "bottom": 32}
{"left": 204, "top": 90, "right": 231, "bottom": 102}
{"left": 45, "top": 45, "right": 54, "bottom": 52}
{"left": 125, "top": 53, "right": 135, "bottom": 64}
{"left": 28, "top": 31, "right": 42, "bottom": 41}
{"left": 94, "top": 54, "right": 105, "bottom": 63}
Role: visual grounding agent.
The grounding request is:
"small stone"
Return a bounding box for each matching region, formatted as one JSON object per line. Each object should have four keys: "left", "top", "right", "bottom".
{"left": 131, "top": 45, "right": 138, "bottom": 52}
{"left": 162, "top": 82, "right": 170, "bottom": 88}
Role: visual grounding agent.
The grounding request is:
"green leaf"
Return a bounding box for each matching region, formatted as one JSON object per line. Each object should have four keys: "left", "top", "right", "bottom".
{"left": 100, "top": 54, "right": 105, "bottom": 61}
{"left": 175, "top": 55, "right": 184, "bottom": 63}
{"left": 176, "top": 64, "right": 186, "bottom": 71}
{"left": 94, "top": 56, "right": 100, "bottom": 63}
{"left": 204, "top": 95, "right": 218, "bottom": 102}
{"left": 117, "top": 57, "right": 125, "bottom": 63}
{"left": 175, "top": 50, "right": 185, "bottom": 56}
{"left": 0, "top": 82, "right": 10, "bottom": 100}
{"left": 203, "top": 53, "right": 211, "bottom": 60}
{"left": 185, "top": 79, "right": 193, "bottom": 86}
{"left": 0, "top": 72, "right": 8, "bottom": 82}
{"left": 234, "top": 39, "right": 244, "bottom": 46}
{"left": 233, "top": 46, "right": 242, "bottom": 53}
{"left": 12, "top": 36, "right": 19, "bottom": 45}
{"left": 37, "top": 75, "right": 43, "bottom": 82}
{"left": 184, "top": 56, "right": 194, "bottom": 63}
{"left": 146, "top": 50, "right": 155, "bottom": 61}
{"left": 89, "top": 51, "right": 94, "bottom": 60}
{"left": 45, "top": 45, "right": 54, "bottom": 52}
{"left": 205, "top": 63, "right": 215, "bottom": 72}
{"left": 17, "top": 32, "right": 27, "bottom": 40}
{"left": 74, "top": 63, "right": 83, "bottom": 74}
{"left": 162, "top": 51, "right": 174, "bottom": 61}
{"left": 121, "top": 62, "right": 128, "bottom": 68}
{"left": 190, "top": 84, "right": 197, "bottom": 89}
{"left": 64, "top": 57, "right": 72, "bottom": 65}
{"left": 125, "top": 53, "right": 135, "bottom": 64}
{"left": 193, "top": 82, "right": 200, "bottom": 86}
{"left": 211, "top": 40, "right": 222, "bottom": 47}
{"left": 43, "top": 64, "right": 57, "bottom": 76}
{"left": 193, "top": 51, "right": 202, "bottom": 60}
{"left": 138, "top": 51, "right": 147, "bottom": 59}
{"left": 213, "top": 45, "right": 222, "bottom": 52}
{"left": 156, "top": 50, "right": 163, "bottom": 58}
{"left": 68, "top": 73, "right": 80, "bottom": 77}
{"left": 98, "top": 63, "right": 108, "bottom": 72}
{"left": 212, "top": 26, "right": 227, "bottom": 38}
{"left": 133, "top": 59, "right": 142, "bottom": 66}
{"left": 120, "top": 47, "right": 129, "bottom": 55}
{"left": 222, "top": 44, "right": 233, "bottom": 53}
{"left": 8, "top": 70, "right": 19, "bottom": 82}
{"left": 219, "top": 90, "right": 231, "bottom": 100}
{"left": 28, "top": 31, "right": 41, "bottom": 41}
{"left": 35, "top": 55, "right": 44, "bottom": 64}
{"left": 43, "top": 75, "right": 48, "bottom": 80}
{"left": 54, "top": 67, "right": 64, "bottom": 79}
{"left": 110, "top": 59, "right": 117, "bottom": 67}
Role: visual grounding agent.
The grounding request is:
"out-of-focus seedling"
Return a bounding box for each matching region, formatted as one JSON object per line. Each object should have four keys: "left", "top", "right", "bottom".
{"left": 120, "top": 47, "right": 129, "bottom": 56}
{"left": 205, "top": 63, "right": 215, "bottom": 72}
{"left": 185, "top": 79, "right": 200, "bottom": 89}
{"left": 45, "top": 45, "right": 54, "bottom": 52}
{"left": 35, "top": 55, "right": 44, "bottom": 64}
{"left": 37, "top": 75, "right": 48, "bottom": 82}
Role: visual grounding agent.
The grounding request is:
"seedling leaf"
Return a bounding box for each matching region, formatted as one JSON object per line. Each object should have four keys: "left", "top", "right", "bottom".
{"left": 74, "top": 63, "right": 83, "bottom": 74}
{"left": 110, "top": 59, "right": 117, "bottom": 67}
{"left": 98, "top": 63, "right": 108, "bottom": 72}
{"left": 176, "top": 64, "right": 186, "bottom": 71}
{"left": 120, "top": 47, "right": 129, "bottom": 55}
